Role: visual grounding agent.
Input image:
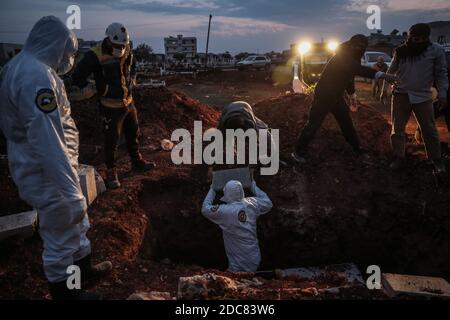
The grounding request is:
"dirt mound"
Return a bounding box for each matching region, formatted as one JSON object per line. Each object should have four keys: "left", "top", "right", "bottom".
{"left": 1, "top": 89, "right": 450, "bottom": 300}
{"left": 253, "top": 93, "right": 391, "bottom": 157}
{"left": 70, "top": 87, "right": 220, "bottom": 165}
{"left": 251, "top": 93, "right": 450, "bottom": 276}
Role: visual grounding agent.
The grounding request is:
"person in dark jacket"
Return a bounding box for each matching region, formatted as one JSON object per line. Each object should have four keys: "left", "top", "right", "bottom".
{"left": 292, "top": 35, "right": 398, "bottom": 163}
{"left": 72, "top": 23, "right": 155, "bottom": 189}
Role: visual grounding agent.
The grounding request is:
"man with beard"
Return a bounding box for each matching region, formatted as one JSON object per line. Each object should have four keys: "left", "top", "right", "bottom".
{"left": 291, "top": 35, "right": 398, "bottom": 164}
{"left": 382, "top": 24, "right": 448, "bottom": 172}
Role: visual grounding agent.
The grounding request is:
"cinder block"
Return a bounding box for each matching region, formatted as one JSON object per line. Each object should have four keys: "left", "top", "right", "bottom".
{"left": 78, "top": 165, "right": 97, "bottom": 206}
{"left": 212, "top": 167, "right": 253, "bottom": 192}
{"left": 382, "top": 273, "right": 450, "bottom": 299}
{"left": 0, "top": 210, "right": 38, "bottom": 241}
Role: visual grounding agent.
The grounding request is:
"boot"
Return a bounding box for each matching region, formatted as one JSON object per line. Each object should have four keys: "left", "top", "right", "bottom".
{"left": 132, "top": 159, "right": 156, "bottom": 172}
{"left": 106, "top": 168, "right": 121, "bottom": 189}
{"left": 74, "top": 254, "right": 112, "bottom": 287}
{"left": 48, "top": 281, "right": 102, "bottom": 300}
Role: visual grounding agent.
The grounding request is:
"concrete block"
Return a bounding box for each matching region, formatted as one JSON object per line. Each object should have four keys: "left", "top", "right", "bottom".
{"left": 278, "top": 263, "right": 365, "bottom": 285}
{"left": 94, "top": 170, "right": 107, "bottom": 194}
{"left": 78, "top": 165, "right": 107, "bottom": 206}
{"left": 0, "top": 210, "right": 38, "bottom": 241}
{"left": 78, "top": 165, "right": 97, "bottom": 206}
{"left": 212, "top": 167, "right": 253, "bottom": 192}
{"left": 382, "top": 273, "right": 450, "bottom": 299}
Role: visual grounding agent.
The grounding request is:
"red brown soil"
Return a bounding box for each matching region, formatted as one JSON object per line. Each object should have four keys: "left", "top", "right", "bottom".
{"left": 1, "top": 87, "right": 449, "bottom": 300}
{"left": 253, "top": 94, "right": 450, "bottom": 277}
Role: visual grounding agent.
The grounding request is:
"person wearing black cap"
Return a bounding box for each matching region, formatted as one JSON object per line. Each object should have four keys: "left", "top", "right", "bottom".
{"left": 382, "top": 23, "right": 448, "bottom": 173}
{"left": 292, "top": 35, "right": 398, "bottom": 163}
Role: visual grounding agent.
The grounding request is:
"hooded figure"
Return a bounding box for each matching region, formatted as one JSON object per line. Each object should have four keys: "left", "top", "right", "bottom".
{"left": 202, "top": 180, "right": 273, "bottom": 272}
{"left": 218, "top": 101, "right": 280, "bottom": 167}
{"left": 292, "top": 35, "right": 398, "bottom": 164}
{"left": 0, "top": 16, "right": 111, "bottom": 300}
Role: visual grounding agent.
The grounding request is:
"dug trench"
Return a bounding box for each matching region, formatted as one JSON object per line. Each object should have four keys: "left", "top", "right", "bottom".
{"left": 1, "top": 87, "right": 450, "bottom": 299}
{"left": 132, "top": 90, "right": 450, "bottom": 279}
{"left": 135, "top": 165, "right": 450, "bottom": 278}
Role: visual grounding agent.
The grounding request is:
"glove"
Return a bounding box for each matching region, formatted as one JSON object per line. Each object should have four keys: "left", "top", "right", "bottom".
{"left": 375, "top": 72, "right": 399, "bottom": 85}
{"left": 349, "top": 93, "right": 359, "bottom": 112}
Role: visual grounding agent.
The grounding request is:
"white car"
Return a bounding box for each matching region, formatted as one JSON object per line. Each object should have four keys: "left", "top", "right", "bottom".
{"left": 361, "top": 51, "right": 392, "bottom": 69}
{"left": 236, "top": 55, "right": 271, "bottom": 70}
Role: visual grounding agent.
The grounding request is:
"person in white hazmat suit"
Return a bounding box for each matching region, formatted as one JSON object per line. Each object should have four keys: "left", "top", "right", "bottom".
{"left": 202, "top": 180, "right": 273, "bottom": 272}
{"left": 0, "top": 16, "right": 111, "bottom": 300}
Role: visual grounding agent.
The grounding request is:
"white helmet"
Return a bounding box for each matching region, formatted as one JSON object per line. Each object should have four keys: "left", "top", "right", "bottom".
{"left": 105, "top": 22, "right": 130, "bottom": 45}
{"left": 221, "top": 180, "right": 245, "bottom": 204}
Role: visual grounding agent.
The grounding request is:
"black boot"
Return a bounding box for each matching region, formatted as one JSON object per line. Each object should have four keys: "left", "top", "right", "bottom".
{"left": 73, "top": 254, "right": 112, "bottom": 287}
{"left": 48, "top": 281, "right": 102, "bottom": 300}
{"left": 132, "top": 159, "right": 156, "bottom": 172}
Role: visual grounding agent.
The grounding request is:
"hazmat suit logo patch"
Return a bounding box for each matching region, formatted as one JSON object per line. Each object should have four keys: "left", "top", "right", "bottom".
{"left": 35, "top": 88, "right": 57, "bottom": 113}
{"left": 238, "top": 211, "right": 247, "bottom": 223}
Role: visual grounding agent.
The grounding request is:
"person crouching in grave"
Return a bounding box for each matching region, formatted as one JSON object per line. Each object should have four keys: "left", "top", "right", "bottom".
{"left": 201, "top": 180, "right": 273, "bottom": 272}
{"left": 217, "top": 101, "right": 285, "bottom": 167}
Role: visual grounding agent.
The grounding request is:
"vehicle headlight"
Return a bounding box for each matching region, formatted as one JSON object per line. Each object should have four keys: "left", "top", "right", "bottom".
{"left": 327, "top": 41, "right": 338, "bottom": 52}
{"left": 298, "top": 41, "right": 312, "bottom": 55}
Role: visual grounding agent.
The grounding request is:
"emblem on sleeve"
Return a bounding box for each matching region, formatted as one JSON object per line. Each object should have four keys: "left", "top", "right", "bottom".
{"left": 35, "top": 88, "right": 57, "bottom": 113}
{"left": 211, "top": 205, "right": 219, "bottom": 213}
{"left": 238, "top": 211, "right": 247, "bottom": 223}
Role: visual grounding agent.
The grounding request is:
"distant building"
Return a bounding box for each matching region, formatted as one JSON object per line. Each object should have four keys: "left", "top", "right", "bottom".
{"left": 429, "top": 21, "right": 450, "bottom": 45}
{"left": 0, "top": 43, "right": 23, "bottom": 65}
{"left": 164, "top": 35, "right": 197, "bottom": 62}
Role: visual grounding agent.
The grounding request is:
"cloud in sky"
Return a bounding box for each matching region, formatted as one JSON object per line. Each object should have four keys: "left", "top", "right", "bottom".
{"left": 347, "top": 0, "right": 450, "bottom": 12}
{"left": 0, "top": 0, "right": 449, "bottom": 53}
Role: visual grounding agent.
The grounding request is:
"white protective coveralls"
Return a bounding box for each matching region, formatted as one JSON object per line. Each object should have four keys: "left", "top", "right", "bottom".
{"left": 202, "top": 180, "right": 273, "bottom": 272}
{"left": 0, "top": 16, "right": 91, "bottom": 283}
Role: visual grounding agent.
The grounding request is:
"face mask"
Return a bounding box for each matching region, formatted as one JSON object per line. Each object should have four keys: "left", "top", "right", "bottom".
{"left": 57, "top": 55, "right": 75, "bottom": 76}
{"left": 112, "top": 47, "right": 125, "bottom": 58}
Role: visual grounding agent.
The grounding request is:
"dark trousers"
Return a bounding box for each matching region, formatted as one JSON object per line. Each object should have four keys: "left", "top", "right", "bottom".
{"left": 295, "top": 97, "right": 361, "bottom": 154}
{"left": 101, "top": 104, "right": 141, "bottom": 169}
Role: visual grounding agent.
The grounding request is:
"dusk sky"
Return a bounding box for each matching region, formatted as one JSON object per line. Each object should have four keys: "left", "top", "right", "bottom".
{"left": 1, "top": 0, "right": 449, "bottom": 54}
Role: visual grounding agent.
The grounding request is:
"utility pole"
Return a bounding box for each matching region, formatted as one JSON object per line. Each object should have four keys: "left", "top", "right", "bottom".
{"left": 205, "top": 14, "right": 212, "bottom": 71}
